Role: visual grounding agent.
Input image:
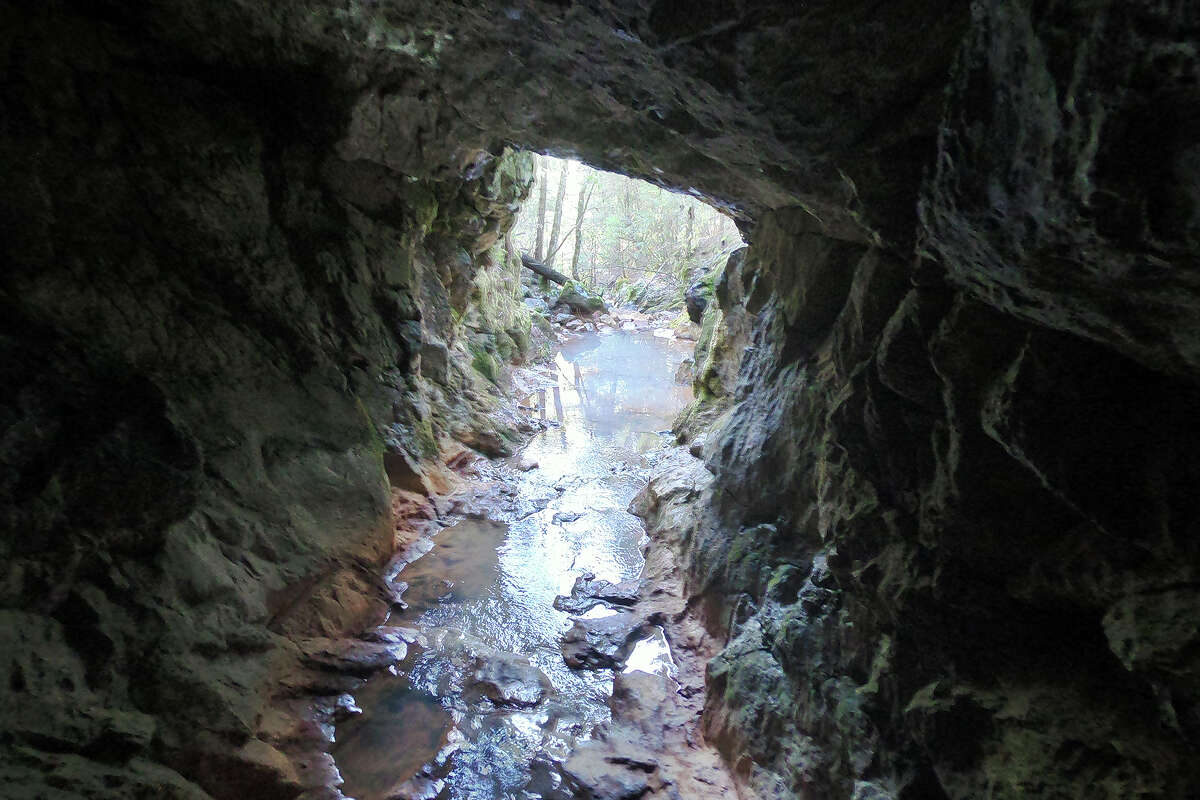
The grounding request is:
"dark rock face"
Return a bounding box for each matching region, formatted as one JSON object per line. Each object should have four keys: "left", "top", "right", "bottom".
{"left": 1, "top": 1, "right": 1197, "bottom": 799}
{"left": 643, "top": 7, "right": 1200, "bottom": 789}
{"left": 922, "top": 1, "right": 1200, "bottom": 379}
{"left": 684, "top": 281, "right": 709, "bottom": 324}
{"left": 0, "top": 7, "right": 533, "bottom": 797}
{"left": 648, "top": 217, "right": 1200, "bottom": 796}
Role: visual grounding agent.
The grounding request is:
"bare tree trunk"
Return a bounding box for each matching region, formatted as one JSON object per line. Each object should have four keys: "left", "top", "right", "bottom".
{"left": 520, "top": 252, "right": 569, "bottom": 285}
{"left": 621, "top": 178, "right": 636, "bottom": 279}
{"left": 546, "top": 161, "right": 570, "bottom": 268}
{"left": 534, "top": 159, "right": 548, "bottom": 261}
{"left": 571, "top": 179, "right": 593, "bottom": 280}
{"left": 665, "top": 212, "right": 678, "bottom": 263}
{"left": 686, "top": 205, "right": 695, "bottom": 252}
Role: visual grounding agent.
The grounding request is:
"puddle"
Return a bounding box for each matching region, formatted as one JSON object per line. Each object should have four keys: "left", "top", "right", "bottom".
{"left": 396, "top": 519, "right": 508, "bottom": 619}
{"left": 334, "top": 675, "right": 452, "bottom": 799}
{"left": 623, "top": 626, "right": 678, "bottom": 679}
{"left": 334, "top": 331, "right": 693, "bottom": 799}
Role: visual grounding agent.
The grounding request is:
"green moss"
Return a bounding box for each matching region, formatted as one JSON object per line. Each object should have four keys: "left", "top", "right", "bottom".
{"left": 353, "top": 395, "right": 389, "bottom": 481}
{"left": 494, "top": 330, "right": 516, "bottom": 362}
{"left": 506, "top": 325, "right": 531, "bottom": 359}
{"left": 413, "top": 412, "right": 438, "bottom": 458}
{"left": 765, "top": 563, "right": 805, "bottom": 601}
{"left": 401, "top": 182, "right": 439, "bottom": 234}
{"left": 470, "top": 344, "right": 500, "bottom": 384}
{"left": 725, "top": 524, "right": 779, "bottom": 599}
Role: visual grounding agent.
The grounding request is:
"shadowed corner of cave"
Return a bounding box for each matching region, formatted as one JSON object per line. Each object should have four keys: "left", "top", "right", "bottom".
{"left": 2, "top": 2, "right": 1199, "bottom": 800}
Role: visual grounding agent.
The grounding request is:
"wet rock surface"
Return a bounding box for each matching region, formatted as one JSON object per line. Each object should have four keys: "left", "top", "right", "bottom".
{"left": 561, "top": 670, "right": 731, "bottom": 800}
{"left": 658, "top": 211, "right": 1200, "bottom": 796}
{"left": 466, "top": 651, "right": 553, "bottom": 709}
{"left": 554, "top": 572, "right": 641, "bottom": 614}
{"left": 560, "top": 614, "right": 646, "bottom": 670}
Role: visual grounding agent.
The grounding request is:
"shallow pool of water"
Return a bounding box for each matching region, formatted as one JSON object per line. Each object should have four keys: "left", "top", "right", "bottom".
{"left": 333, "top": 331, "right": 693, "bottom": 800}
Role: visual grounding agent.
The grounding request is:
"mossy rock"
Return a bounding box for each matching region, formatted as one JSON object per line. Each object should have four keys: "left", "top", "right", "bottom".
{"left": 494, "top": 330, "right": 517, "bottom": 362}
{"left": 554, "top": 284, "right": 606, "bottom": 314}
{"left": 469, "top": 344, "right": 501, "bottom": 384}
{"left": 506, "top": 325, "right": 531, "bottom": 359}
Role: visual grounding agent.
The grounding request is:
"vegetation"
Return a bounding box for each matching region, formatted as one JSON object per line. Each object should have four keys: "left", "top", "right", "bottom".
{"left": 510, "top": 154, "right": 742, "bottom": 308}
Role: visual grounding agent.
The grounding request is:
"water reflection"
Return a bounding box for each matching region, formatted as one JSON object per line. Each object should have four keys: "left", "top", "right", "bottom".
{"left": 530, "top": 333, "right": 693, "bottom": 451}
{"left": 623, "top": 626, "right": 678, "bottom": 679}
{"left": 334, "top": 675, "right": 451, "bottom": 799}
{"left": 335, "top": 332, "right": 693, "bottom": 799}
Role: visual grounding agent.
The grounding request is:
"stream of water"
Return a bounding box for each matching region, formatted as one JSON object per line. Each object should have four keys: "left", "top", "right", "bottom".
{"left": 333, "top": 330, "right": 694, "bottom": 800}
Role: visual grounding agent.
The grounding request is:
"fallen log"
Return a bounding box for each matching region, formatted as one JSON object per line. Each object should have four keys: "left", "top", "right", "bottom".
{"left": 520, "top": 252, "right": 569, "bottom": 285}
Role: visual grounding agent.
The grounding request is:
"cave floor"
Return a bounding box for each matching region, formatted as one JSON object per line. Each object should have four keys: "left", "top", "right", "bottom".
{"left": 332, "top": 330, "right": 728, "bottom": 800}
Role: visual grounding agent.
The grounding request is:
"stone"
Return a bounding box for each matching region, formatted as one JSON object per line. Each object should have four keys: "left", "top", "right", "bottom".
{"left": 560, "top": 614, "right": 645, "bottom": 670}
{"left": 467, "top": 651, "right": 553, "bottom": 708}
{"left": 673, "top": 357, "right": 694, "bottom": 385}
{"left": 553, "top": 573, "right": 640, "bottom": 615}
{"left": 295, "top": 637, "right": 408, "bottom": 677}
{"left": 559, "top": 747, "right": 659, "bottom": 800}
{"left": 554, "top": 286, "right": 607, "bottom": 315}
{"left": 685, "top": 281, "right": 709, "bottom": 324}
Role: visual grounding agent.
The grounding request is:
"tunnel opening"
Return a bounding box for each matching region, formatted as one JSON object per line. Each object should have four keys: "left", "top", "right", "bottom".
{"left": 506, "top": 153, "right": 743, "bottom": 327}
{"left": 324, "top": 149, "right": 748, "bottom": 800}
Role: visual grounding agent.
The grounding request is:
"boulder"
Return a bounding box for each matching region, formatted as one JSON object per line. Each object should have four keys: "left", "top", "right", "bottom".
{"left": 523, "top": 296, "right": 550, "bottom": 314}
{"left": 554, "top": 573, "right": 640, "bottom": 614}
{"left": 560, "top": 613, "right": 645, "bottom": 670}
{"left": 673, "top": 357, "right": 694, "bottom": 385}
{"left": 684, "top": 281, "right": 709, "bottom": 323}
{"left": 554, "top": 286, "right": 607, "bottom": 315}
{"left": 467, "top": 651, "right": 553, "bottom": 708}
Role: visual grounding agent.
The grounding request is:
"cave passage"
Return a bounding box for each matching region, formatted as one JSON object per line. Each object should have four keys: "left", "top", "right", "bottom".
{"left": 5, "top": 3, "right": 1198, "bottom": 798}
{"left": 331, "top": 330, "right": 695, "bottom": 799}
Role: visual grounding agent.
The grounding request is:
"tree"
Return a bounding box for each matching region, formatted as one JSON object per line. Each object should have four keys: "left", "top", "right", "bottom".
{"left": 534, "top": 159, "right": 548, "bottom": 260}
{"left": 545, "top": 161, "right": 570, "bottom": 268}
{"left": 509, "top": 152, "right": 743, "bottom": 298}
{"left": 570, "top": 177, "right": 595, "bottom": 280}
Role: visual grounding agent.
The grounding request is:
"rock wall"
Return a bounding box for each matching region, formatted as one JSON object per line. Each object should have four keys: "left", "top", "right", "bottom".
{"left": 0, "top": 8, "right": 536, "bottom": 796}
{"left": 1, "top": 1, "right": 1198, "bottom": 799}
{"left": 646, "top": 3, "right": 1200, "bottom": 797}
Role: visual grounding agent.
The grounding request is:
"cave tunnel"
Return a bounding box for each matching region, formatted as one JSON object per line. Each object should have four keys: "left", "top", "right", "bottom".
{"left": 2, "top": 2, "right": 1199, "bottom": 799}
